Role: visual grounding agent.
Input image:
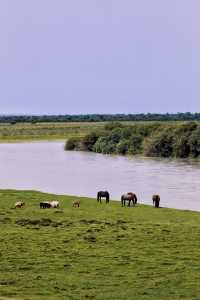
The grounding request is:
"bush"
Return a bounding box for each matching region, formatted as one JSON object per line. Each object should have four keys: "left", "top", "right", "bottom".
{"left": 64, "top": 138, "right": 80, "bottom": 150}
{"left": 108, "top": 128, "right": 122, "bottom": 143}
{"left": 189, "top": 129, "right": 200, "bottom": 157}
{"left": 128, "top": 134, "right": 143, "bottom": 154}
{"left": 174, "top": 122, "right": 197, "bottom": 136}
{"left": 121, "top": 127, "right": 133, "bottom": 139}
{"left": 173, "top": 136, "right": 190, "bottom": 158}
{"left": 144, "top": 132, "right": 175, "bottom": 157}
{"left": 116, "top": 140, "right": 129, "bottom": 154}
{"left": 81, "top": 132, "right": 99, "bottom": 151}
{"left": 93, "top": 137, "right": 116, "bottom": 154}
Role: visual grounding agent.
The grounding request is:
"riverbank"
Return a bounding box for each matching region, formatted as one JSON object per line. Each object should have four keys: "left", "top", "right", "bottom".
{"left": 66, "top": 121, "right": 200, "bottom": 159}
{"left": 0, "top": 121, "right": 184, "bottom": 143}
{"left": 0, "top": 189, "right": 200, "bottom": 300}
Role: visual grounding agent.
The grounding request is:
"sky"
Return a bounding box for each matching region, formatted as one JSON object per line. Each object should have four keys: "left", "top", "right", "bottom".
{"left": 0, "top": 0, "right": 199, "bottom": 115}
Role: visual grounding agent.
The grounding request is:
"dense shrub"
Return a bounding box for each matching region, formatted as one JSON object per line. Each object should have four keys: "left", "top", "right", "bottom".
{"left": 116, "top": 140, "right": 129, "bottom": 154}
{"left": 93, "top": 137, "right": 116, "bottom": 154}
{"left": 121, "top": 127, "right": 133, "bottom": 139}
{"left": 108, "top": 128, "right": 122, "bottom": 143}
{"left": 65, "top": 121, "right": 200, "bottom": 159}
{"left": 128, "top": 134, "right": 143, "bottom": 154}
{"left": 173, "top": 136, "right": 190, "bottom": 158}
{"left": 189, "top": 129, "right": 200, "bottom": 157}
{"left": 82, "top": 132, "right": 99, "bottom": 151}
{"left": 65, "top": 138, "right": 80, "bottom": 150}
{"left": 144, "top": 132, "right": 175, "bottom": 157}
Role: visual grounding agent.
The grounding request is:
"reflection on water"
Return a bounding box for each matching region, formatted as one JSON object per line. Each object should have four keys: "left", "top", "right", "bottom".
{"left": 0, "top": 141, "right": 200, "bottom": 211}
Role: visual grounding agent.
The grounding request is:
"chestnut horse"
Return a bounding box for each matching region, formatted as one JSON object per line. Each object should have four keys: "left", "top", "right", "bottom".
{"left": 121, "top": 193, "right": 137, "bottom": 207}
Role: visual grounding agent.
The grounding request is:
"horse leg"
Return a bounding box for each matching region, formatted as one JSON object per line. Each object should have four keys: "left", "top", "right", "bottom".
{"left": 134, "top": 195, "right": 137, "bottom": 205}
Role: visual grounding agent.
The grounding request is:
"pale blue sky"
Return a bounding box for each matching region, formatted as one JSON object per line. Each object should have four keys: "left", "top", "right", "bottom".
{"left": 0, "top": 0, "right": 199, "bottom": 114}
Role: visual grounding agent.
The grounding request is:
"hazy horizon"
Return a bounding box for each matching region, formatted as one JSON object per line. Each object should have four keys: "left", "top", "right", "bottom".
{"left": 0, "top": 1, "right": 199, "bottom": 114}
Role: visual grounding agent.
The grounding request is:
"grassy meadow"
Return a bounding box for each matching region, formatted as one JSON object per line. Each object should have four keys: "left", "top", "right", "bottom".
{"left": 0, "top": 189, "right": 200, "bottom": 299}
{"left": 0, "top": 122, "right": 106, "bottom": 142}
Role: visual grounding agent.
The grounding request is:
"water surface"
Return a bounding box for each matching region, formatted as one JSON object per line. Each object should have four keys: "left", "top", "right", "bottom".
{"left": 0, "top": 141, "right": 200, "bottom": 211}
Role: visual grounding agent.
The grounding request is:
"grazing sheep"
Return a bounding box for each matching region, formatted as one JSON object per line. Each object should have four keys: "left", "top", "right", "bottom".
{"left": 15, "top": 201, "right": 25, "bottom": 208}
{"left": 50, "top": 201, "right": 59, "bottom": 208}
{"left": 72, "top": 200, "right": 80, "bottom": 208}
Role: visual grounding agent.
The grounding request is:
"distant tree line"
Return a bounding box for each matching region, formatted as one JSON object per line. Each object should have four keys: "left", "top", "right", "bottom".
{"left": 65, "top": 121, "right": 200, "bottom": 158}
{"left": 1, "top": 112, "right": 200, "bottom": 123}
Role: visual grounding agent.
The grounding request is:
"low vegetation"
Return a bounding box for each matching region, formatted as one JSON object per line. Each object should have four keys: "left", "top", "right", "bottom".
{"left": 0, "top": 189, "right": 200, "bottom": 299}
{"left": 65, "top": 121, "right": 200, "bottom": 158}
{"left": 0, "top": 122, "right": 105, "bottom": 142}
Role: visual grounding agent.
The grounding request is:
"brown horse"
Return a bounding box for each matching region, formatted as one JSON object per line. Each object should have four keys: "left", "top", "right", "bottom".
{"left": 97, "top": 191, "right": 110, "bottom": 203}
{"left": 121, "top": 193, "right": 137, "bottom": 207}
{"left": 152, "top": 195, "right": 160, "bottom": 208}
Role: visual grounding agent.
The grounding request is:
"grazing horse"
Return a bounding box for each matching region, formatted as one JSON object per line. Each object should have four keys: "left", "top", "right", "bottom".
{"left": 50, "top": 201, "right": 59, "bottom": 208}
{"left": 97, "top": 191, "right": 110, "bottom": 203}
{"left": 15, "top": 201, "right": 25, "bottom": 208}
{"left": 152, "top": 195, "right": 160, "bottom": 208}
{"left": 121, "top": 193, "right": 137, "bottom": 207}
{"left": 40, "top": 202, "right": 51, "bottom": 209}
{"left": 72, "top": 200, "right": 80, "bottom": 208}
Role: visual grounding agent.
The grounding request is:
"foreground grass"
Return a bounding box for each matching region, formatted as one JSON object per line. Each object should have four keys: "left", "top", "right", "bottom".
{"left": 0, "top": 190, "right": 200, "bottom": 300}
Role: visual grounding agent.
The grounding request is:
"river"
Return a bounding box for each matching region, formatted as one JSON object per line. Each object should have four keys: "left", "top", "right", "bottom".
{"left": 0, "top": 141, "right": 200, "bottom": 211}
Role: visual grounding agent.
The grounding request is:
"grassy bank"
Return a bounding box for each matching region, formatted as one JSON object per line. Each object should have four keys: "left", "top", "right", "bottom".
{"left": 0, "top": 122, "right": 106, "bottom": 142}
{"left": 0, "top": 189, "right": 200, "bottom": 299}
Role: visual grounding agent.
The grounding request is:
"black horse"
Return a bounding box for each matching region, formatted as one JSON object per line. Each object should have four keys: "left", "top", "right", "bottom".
{"left": 121, "top": 192, "right": 137, "bottom": 207}
{"left": 97, "top": 191, "right": 110, "bottom": 203}
{"left": 152, "top": 195, "right": 160, "bottom": 208}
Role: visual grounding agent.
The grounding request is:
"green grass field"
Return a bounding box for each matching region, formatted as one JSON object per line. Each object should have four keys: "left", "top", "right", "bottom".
{"left": 0, "top": 189, "right": 200, "bottom": 300}
{"left": 0, "top": 122, "right": 106, "bottom": 142}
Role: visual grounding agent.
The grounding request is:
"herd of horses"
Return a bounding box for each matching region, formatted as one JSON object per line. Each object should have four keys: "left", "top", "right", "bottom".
{"left": 97, "top": 191, "right": 160, "bottom": 207}
{"left": 14, "top": 192, "right": 160, "bottom": 209}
